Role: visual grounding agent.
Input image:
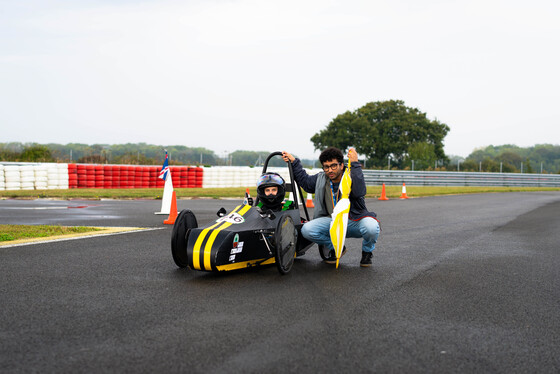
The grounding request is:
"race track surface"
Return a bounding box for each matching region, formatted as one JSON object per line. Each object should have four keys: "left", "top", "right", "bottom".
{"left": 1, "top": 192, "right": 559, "bottom": 373}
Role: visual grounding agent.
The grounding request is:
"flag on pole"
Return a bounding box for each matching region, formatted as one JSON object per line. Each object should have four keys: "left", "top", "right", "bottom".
{"left": 329, "top": 160, "right": 352, "bottom": 269}
{"left": 159, "top": 151, "right": 170, "bottom": 181}
{"left": 155, "top": 150, "right": 174, "bottom": 215}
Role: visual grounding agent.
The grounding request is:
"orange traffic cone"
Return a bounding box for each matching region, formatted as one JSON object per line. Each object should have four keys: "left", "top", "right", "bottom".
{"left": 164, "top": 191, "right": 178, "bottom": 224}
{"left": 400, "top": 183, "right": 409, "bottom": 199}
{"left": 306, "top": 192, "right": 314, "bottom": 208}
{"left": 378, "top": 183, "right": 389, "bottom": 200}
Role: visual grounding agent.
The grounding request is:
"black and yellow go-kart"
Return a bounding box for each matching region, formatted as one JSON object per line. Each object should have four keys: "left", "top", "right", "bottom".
{"left": 170, "top": 152, "right": 315, "bottom": 275}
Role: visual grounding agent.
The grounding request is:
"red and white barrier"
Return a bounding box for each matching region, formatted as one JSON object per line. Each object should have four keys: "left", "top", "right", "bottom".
{"left": 0, "top": 163, "right": 206, "bottom": 190}
{"left": 0, "top": 162, "right": 321, "bottom": 190}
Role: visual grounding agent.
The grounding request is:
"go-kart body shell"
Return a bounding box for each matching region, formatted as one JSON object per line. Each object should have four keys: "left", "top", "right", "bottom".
{"left": 186, "top": 204, "right": 310, "bottom": 272}
{"left": 172, "top": 151, "right": 315, "bottom": 274}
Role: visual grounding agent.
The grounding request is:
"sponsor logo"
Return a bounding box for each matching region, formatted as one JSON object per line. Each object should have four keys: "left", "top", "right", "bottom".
{"left": 231, "top": 243, "right": 243, "bottom": 254}
{"left": 230, "top": 235, "right": 244, "bottom": 261}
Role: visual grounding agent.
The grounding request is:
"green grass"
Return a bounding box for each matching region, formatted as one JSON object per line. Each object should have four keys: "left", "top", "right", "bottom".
{"left": 0, "top": 225, "right": 101, "bottom": 242}
{"left": 0, "top": 186, "right": 559, "bottom": 200}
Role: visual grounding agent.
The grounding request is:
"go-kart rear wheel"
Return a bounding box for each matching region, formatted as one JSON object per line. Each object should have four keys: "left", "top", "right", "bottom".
{"left": 274, "top": 213, "right": 297, "bottom": 275}
{"left": 171, "top": 209, "right": 198, "bottom": 268}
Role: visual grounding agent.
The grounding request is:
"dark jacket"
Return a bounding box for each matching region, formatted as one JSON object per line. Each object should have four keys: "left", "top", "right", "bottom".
{"left": 291, "top": 158, "right": 377, "bottom": 221}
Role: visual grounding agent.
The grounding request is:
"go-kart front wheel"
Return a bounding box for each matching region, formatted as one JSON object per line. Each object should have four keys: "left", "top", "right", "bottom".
{"left": 274, "top": 213, "right": 297, "bottom": 275}
{"left": 171, "top": 209, "right": 198, "bottom": 268}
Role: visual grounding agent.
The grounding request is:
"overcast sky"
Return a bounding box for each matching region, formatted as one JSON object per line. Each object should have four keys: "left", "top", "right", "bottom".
{"left": 1, "top": 0, "right": 559, "bottom": 159}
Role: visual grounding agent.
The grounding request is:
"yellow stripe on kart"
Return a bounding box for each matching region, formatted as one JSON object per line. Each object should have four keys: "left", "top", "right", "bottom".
{"left": 192, "top": 205, "right": 243, "bottom": 270}
{"left": 192, "top": 220, "right": 223, "bottom": 270}
{"left": 202, "top": 204, "right": 252, "bottom": 271}
{"left": 215, "top": 257, "right": 276, "bottom": 271}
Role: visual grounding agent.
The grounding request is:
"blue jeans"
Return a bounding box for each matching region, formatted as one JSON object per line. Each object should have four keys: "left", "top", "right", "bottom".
{"left": 301, "top": 216, "right": 380, "bottom": 253}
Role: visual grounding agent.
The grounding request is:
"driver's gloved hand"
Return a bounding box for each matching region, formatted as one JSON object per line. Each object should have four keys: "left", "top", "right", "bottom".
{"left": 247, "top": 197, "right": 253, "bottom": 206}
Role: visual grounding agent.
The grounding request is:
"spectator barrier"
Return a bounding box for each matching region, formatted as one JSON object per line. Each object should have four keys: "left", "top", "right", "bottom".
{"left": 1, "top": 162, "right": 559, "bottom": 190}
{"left": 0, "top": 163, "right": 313, "bottom": 191}
{"left": 0, "top": 163, "right": 204, "bottom": 190}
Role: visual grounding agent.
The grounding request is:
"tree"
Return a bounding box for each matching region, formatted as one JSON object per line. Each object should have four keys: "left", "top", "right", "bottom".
{"left": 405, "top": 142, "right": 437, "bottom": 170}
{"left": 524, "top": 157, "right": 534, "bottom": 173}
{"left": 497, "top": 151, "right": 523, "bottom": 172}
{"left": 20, "top": 145, "right": 53, "bottom": 162}
{"left": 0, "top": 143, "right": 19, "bottom": 161}
{"left": 310, "top": 100, "right": 449, "bottom": 168}
{"left": 459, "top": 159, "right": 477, "bottom": 171}
{"left": 77, "top": 154, "right": 106, "bottom": 164}
{"left": 481, "top": 157, "right": 499, "bottom": 172}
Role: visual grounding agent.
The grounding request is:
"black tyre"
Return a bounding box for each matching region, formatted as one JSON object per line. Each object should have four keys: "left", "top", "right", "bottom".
{"left": 171, "top": 209, "right": 198, "bottom": 268}
{"left": 318, "top": 244, "right": 330, "bottom": 261}
{"left": 274, "top": 213, "right": 297, "bottom": 275}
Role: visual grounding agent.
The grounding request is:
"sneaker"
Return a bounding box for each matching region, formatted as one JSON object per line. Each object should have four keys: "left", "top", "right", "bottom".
{"left": 360, "top": 251, "right": 373, "bottom": 267}
{"left": 324, "top": 246, "right": 347, "bottom": 264}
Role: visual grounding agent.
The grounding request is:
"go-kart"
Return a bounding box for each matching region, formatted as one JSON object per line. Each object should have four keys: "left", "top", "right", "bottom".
{"left": 171, "top": 151, "right": 316, "bottom": 274}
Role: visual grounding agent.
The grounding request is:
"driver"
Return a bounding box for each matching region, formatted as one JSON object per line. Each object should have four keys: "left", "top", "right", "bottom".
{"left": 256, "top": 172, "right": 286, "bottom": 212}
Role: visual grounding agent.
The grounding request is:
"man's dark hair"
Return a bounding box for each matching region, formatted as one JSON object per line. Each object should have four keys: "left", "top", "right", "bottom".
{"left": 319, "top": 147, "right": 344, "bottom": 164}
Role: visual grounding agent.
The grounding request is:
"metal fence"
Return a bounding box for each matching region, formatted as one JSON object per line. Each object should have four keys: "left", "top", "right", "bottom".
{"left": 362, "top": 170, "right": 560, "bottom": 187}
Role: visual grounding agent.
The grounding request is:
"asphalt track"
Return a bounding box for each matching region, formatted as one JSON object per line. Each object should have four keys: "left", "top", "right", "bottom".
{"left": 1, "top": 192, "right": 559, "bottom": 373}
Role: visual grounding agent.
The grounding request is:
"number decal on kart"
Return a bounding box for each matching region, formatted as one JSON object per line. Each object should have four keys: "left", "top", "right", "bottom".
{"left": 216, "top": 213, "right": 245, "bottom": 224}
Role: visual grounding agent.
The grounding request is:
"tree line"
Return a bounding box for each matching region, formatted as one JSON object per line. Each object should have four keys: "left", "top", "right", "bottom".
{"left": 0, "top": 143, "right": 297, "bottom": 167}
{"left": 2, "top": 98, "right": 559, "bottom": 173}
{"left": 456, "top": 144, "right": 560, "bottom": 174}
{"left": 2, "top": 141, "right": 558, "bottom": 173}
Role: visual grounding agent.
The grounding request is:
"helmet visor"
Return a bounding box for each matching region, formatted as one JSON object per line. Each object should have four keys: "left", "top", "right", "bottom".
{"left": 257, "top": 173, "right": 284, "bottom": 187}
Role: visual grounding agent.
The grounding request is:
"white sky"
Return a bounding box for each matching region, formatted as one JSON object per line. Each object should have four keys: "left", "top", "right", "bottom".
{"left": 1, "top": 0, "right": 559, "bottom": 159}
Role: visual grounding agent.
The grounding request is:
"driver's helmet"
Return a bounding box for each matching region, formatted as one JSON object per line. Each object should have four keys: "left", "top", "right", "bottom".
{"left": 256, "top": 172, "right": 286, "bottom": 210}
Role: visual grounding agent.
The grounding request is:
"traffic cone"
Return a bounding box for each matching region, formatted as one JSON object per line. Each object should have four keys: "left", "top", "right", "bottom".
{"left": 164, "top": 191, "right": 178, "bottom": 224}
{"left": 288, "top": 191, "right": 295, "bottom": 203}
{"left": 378, "top": 183, "right": 389, "bottom": 200}
{"left": 400, "top": 183, "right": 409, "bottom": 199}
{"left": 306, "top": 192, "right": 314, "bottom": 208}
{"left": 289, "top": 181, "right": 302, "bottom": 205}
{"left": 243, "top": 188, "right": 250, "bottom": 205}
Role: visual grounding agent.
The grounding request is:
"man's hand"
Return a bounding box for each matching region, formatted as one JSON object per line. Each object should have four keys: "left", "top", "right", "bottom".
{"left": 282, "top": 151, "right": 295, "bottom": 163}
{"left": 347, "top": 147, "right": 358, "bottom": 163}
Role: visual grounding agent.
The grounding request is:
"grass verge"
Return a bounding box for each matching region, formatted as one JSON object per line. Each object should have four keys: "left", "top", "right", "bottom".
{"left": 370, "top": 185, "right": 560, "bottom": 199}
{"left": 0, "top": 224, "right": 102, "bottom": 242}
